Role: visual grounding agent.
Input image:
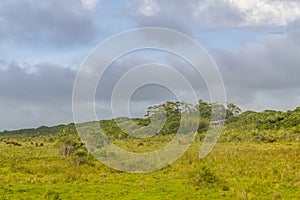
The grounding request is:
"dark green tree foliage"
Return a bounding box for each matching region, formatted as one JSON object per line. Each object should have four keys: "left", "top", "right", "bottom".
{"left": 55, "top": 133, "right": 94, "bottom": 165}
{"left": 55, "top": 134, "right": 83, "bottom": 157}
{"left": 198, "top": 100, "right": 212, "bottom": 119}
{"left": 142, "top": 100, "right": 237, "bottom": 134}
{"left": 3, "top": 101, "right": 300, "bottom": 145}
{"left": 159, "top": 101, "right": 182, "bottom": 134}
{"left": 0, "top": 123, "right": 77, "bottom": 137}
{"left": 0, "top": 101, "right": 243, "bottom": 138}
{"left": 198, "top": 119, "right": 210, "bottom": 133}
{"left": 226, "top": 107, "right": 300, "bottom": 133}
{"left": 225, "top": 103, "right": 241, "bottom": 123}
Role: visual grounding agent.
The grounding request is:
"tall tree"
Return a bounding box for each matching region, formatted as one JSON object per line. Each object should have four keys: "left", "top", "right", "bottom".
{"left": 227, "top": 103, "right": 241, "bottom": 117}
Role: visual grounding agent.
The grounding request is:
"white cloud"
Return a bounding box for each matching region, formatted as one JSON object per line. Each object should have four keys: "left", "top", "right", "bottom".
{"left": 138, "top": 0, "right": 160, "bottom": 17}
{"left": 227, "top": 0, "right": 300, "bottom": 26}
{"left": 81, "top": 0, "right": 100, "bottom": 10}
{"left": 134, "top": 0, "right": 300, "bottom": 29}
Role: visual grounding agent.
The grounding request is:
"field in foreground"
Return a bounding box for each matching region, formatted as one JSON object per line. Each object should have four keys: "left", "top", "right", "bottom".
{"left": 0, "top": 137, "right": 299, "bottom": 200}
{"left": 0, "top": 136, "right": 300, "bottom": 200}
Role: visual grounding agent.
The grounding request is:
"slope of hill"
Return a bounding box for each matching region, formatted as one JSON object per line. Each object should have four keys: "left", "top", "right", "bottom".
{"left": 1, "top": 101, "right": 299, "bottom": 142}
{"left": 222, "top": 107, "right": 300, "bottom": 142}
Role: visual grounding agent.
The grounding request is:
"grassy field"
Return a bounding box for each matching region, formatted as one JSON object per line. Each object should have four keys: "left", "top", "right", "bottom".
{"left": 0, "top": 136, "right": 299, "bottom": 200}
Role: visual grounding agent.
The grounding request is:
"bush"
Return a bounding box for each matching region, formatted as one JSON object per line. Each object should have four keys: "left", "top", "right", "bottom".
{"left": 71, "top": 150, "right": 92, "bottom": 166}
{"left": 188, "top": 165, "right": 229, "bottom": 190}
{"left": 198, "top": 119, "right": 209, "bottom": 133}
{"left": 45, "top": 190, "right": 60, "bottom": 200}
{"left": 55, "top": 135, "right": 83, "bottom": 157}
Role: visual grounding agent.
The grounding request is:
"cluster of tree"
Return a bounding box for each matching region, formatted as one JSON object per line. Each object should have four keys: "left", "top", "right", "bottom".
{"left": 0, "top": 100, "right": 242, "bottom": 140}
{"left": 226, "top": 107, "right": 300, "bottom": 133}
{"left": 2, "top": 101, "right": 300, "bottom": 144}
{"left": 55, "top": 133, "right": 95, "bottom": 165}
{"left": 0, "top": 123, "right": 77, "bottom": 137}
{"left": 95, "top": 100, "right": 241, "bottom": 137}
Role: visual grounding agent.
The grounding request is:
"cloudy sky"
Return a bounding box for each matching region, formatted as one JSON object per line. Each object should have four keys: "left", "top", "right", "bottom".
{"left": 0, "top": 0, "right": 300, "bottom": 131}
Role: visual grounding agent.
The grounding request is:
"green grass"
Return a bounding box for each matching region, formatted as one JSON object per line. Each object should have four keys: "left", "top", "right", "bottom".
{"left": 0, "top": 137, "right": 299, "bottom": 200}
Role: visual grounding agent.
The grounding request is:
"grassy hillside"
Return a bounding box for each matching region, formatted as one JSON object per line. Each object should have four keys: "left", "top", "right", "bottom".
{"left": 1, "top": 101, "right": 299, "bottom": 143}
{"left": 0, "top": 101, "right": 299, "bottom": 199}
{"left": 222, "top": 107, "right": 300, "bottom": 142}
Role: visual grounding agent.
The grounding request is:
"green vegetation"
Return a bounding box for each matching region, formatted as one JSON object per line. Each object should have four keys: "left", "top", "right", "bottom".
{"left": 0, "top": 100, "right": 299, "bottom": 199}
{"left": 0, "top": 138, "right": 299, "bottom": 199}
{"left": 222, "top": 107, "right": 300, "bottom": 142}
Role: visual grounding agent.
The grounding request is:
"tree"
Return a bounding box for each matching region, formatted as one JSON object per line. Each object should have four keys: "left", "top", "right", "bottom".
{"left": 198, "top": 100, "right": 212, "bottom": 119}
{"left": 227, "top": 103, "right": 241, "bottom": 117}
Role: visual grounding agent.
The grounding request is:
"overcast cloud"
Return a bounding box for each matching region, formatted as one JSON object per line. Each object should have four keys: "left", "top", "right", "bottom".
{"left": 0, "top": 0, "right": 300, "bottom": 130}
{"left": 217, "top": 20, "right": 300, "bottom": 110}
{"left": 0, "top": 0, "right": 99, "bottom": 47}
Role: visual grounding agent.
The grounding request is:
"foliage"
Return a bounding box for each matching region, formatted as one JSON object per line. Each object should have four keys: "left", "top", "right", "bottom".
{"left": 2, "top": 100, "right": 300, "bottom": 144}
{"left": 55, "top": 134, "right": 82, "bottom": 157}
{"left": 188, "top": 165, "right": 229, "bottom": 190}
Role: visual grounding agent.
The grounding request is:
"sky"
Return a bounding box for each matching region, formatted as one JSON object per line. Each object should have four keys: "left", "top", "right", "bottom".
{"left": 0, "top": 0, "right": 300, "bottom": 131}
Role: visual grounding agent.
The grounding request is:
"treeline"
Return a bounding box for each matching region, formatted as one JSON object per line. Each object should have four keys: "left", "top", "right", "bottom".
{"left": 227, "top": 107, "right": 300, "bottom": 131}
{"left": 229, "top": 107, "right": 300, "bottom": 131}
{"left": 1, "top": 100, "right": 300, "bottom": 141}
{"left": 0, "top": 123, "right": 77, "bottom": 142}
{"left": 222, "top": 107, "right": 300, "bottom": 142}
{"left": 0, "top": 100, "right": 240, "bottom": 139}
{"left": 98, "top": 100, "right": 241, "bottom": 139}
